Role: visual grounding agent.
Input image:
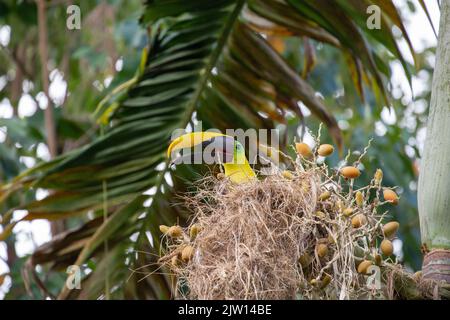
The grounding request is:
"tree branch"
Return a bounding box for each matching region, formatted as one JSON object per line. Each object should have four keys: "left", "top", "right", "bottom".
{"left": 36, "top": 0, "right": 65, "bottom": 236}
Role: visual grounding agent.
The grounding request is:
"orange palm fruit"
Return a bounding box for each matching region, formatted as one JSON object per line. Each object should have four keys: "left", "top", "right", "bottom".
{"left": 167, "top": 225, "right": 183, "bottom": 238}
{"left": 181, "top": 245, "right": 194, "bottom": 262}
{"left": 357, "top": 260, "right": 373, "bottom": 274}
{"left": 380, "top": 239, "right": 394, "bottom": 256}
{"left": 341, "top": 166, "right": 361, "bottom": 179}
{"left": 295, "top": 143, "right": 313, "bottom": 158}
{"left": 382, "top": 221, "right": 399, "bottom": 239}
{"left": 316, "top": 243, "right": 329, "bottom": 258}
{"left": 318, "top": 144, "right": 334, "bottom": 157}
{"left": 383, "top": 189, "right": 399, "bottom": 205}
{"left": 351, "top": 214, "right": 367, "bottom": 228}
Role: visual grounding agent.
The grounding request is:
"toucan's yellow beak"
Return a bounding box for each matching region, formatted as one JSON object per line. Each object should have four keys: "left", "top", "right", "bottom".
{"left": 167, "top": 131, "right": 256, "bottom": 184}
{"left": 167, "top": 132, "right": 232, "bottom": 159}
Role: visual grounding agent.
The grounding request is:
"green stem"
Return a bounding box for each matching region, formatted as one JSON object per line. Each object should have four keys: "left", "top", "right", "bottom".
{"left": 101, "top": 125, "right": 110, "bottom": 300}
{"left": 180, "top": 0, "right": 246, "bottom": 125}
{"left": 102, "top": 179, "right": 110, "bottom": 300}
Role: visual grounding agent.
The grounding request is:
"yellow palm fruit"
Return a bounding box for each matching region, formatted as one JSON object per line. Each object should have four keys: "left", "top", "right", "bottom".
{"left": 282, "top": 170, "right": 294, "bottom": 180}
{"left": 318, "top": 144, "right": 334, "bottom": 157}
{"left": 357, "top": 260, "right": 373, "bottom": 274}
{"left": 298, "top": 253, "right": 312, "bottom": 268}
{"left": 181, "top": 245, "right": 194, "bottom": 262}
{"left": 335, "top": 200, "right": 344, "bottom": 212}
{"left": 374, "top": 169, "right": 383, "bottom": 185}
{"left": 355, "top": 191, "right": 364, "bottom": 207}
{"left": 343, "top": 207, "right": 354, "bottom": 217}
{"left": 189, "top": 224, "right": 201, "bottom": 240}
{"left": 382, "top": 221, "right": 399, "bottom": 239}
{"left": 383, "top": 189, "right": 399, "bottom": 205}
{"left": 171, "top": 255, "right": 180, "bottom": 267}
{"left": 159, "top": 225, "right": 170, "bottom": 234}
{"left": 315, "top": 211, "right": 326, "bottom": 219}
{"left": 295, "top": 143, "right": 313, "bottom": 158}
{"left": 320, "top": 274, "right": 332, "bottom": 289}
{"left": 351, "top": 214, "right": 367, "bottom": 228}
{"left": 380, "top": 239, "right": 394, "bottom": 256}
{"left": 316, "top": 243, "right": 329, "bottom": 258}
{"left": 340, "top": 166, "right": 361, "bottom": 179}
{"left": 319, "top": 191, "right": 331, "bottom": 201}
{"left": 167, "top": 225, "right": 183, "bottom": 238}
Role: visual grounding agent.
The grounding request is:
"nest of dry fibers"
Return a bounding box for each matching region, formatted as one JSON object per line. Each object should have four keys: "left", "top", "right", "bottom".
{"left": 158, "top": 142, "right": 417, "bottom": 300}
{"left": 184, "top": 172, "right": 319, "bottom": 299}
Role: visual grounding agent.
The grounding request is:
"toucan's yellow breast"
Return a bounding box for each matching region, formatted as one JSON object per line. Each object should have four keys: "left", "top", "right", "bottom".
{"left": 223, "top": 162, "right": 256, "bottom": 184}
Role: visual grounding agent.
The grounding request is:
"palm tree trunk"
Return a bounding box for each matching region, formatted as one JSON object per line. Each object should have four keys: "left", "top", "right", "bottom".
{"left": 418, "top": 1, "right": 450, "bottom": 284}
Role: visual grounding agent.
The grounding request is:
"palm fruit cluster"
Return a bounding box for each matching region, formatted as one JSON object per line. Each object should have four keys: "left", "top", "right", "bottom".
{"left": 292, "top": 140, "right": 401, "bottom": 290}
{"left": 158, "top": 224, "right": 202, "bottom": 267}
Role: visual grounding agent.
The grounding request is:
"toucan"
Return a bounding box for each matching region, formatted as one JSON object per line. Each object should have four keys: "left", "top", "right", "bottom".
{"left": 167, "top": 132, "right": 256, "bottom": 184}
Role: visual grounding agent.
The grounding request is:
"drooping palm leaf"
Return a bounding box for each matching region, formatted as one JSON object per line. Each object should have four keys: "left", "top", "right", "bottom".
{"left": 0, "top": 0, "right": 417, "bottom": 299}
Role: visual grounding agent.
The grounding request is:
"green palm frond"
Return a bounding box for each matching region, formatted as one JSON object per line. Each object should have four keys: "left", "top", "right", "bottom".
{"left": 0, "top": 0, "right": 417, "bottom": 299}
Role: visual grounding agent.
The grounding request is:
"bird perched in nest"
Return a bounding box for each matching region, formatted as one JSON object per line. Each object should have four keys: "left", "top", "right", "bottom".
{"left": 167, "top": 132, "right": 256, "bottom": 184}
